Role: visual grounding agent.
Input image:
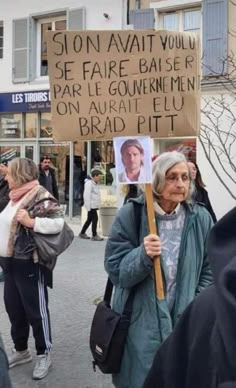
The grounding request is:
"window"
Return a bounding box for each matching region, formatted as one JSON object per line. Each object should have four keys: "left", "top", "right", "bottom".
{"left": 0, "top": 113, "right": 22, "bottom": 138}
{"left": 0, "top": 146, "right": 21, "bottom": 163}
{"left": 184, "top": 10, "right": 201, "bottom": 32}
{"left": 135, "top": 0, "right": 141, "bottom": 9}
{"left": 91, "top": 141, "right": 115, "bottom": 185}
{"left": 0, "top": 21, "right": 3, "bottom": 58}
{"left": 38, "top": 16, "right": 66, "bottom": 77}
{"left": 40, "top": 112, "right": 53, "bottom": 138}
{"left": 159, "top": 139, "right": 196, "bottom": 161}
{"left": 13, "top": 8, "right": 85, "bottom": 83}
{"left": 25, "top": 113, "right": 37, "bottom": 138}
{"left": 161, "top": 8, "right": 201, "bottom": 33}
{"left": 163, "top": 13, "right": 178, "bottom": 31}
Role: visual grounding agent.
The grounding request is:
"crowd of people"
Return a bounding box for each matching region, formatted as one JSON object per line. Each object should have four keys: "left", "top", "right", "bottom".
{"left": 0, "top": 149, "right": 233, "bottom": 388}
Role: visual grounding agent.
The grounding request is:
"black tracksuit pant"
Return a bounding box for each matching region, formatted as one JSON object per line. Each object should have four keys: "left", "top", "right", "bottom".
{"left": 3, "top": 260, "right": 52, "bottom": 355}
{"left": 81, "top": 208, "right": 98, "bottom": 236}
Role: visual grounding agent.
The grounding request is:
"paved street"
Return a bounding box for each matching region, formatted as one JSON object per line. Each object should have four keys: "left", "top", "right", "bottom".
{"left": 0, "top": 227, "right": 113, "bottom": 388}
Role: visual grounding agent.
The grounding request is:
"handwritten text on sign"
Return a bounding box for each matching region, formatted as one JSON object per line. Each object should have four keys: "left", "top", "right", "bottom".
{"left": 47, "top": 30, "right": 200, "bottom": 141}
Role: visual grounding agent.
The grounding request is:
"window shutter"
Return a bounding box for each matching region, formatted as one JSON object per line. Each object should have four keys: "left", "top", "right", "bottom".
{"left": 28, "top": 17, "right": 37, "bottom": 82}
{"left": 67, "top": 8, "right": 86, "bottom": 30}
{"left": 129, "top": 9, "right": 155, "bottom": 29}
{"left": 202, "top": 0, "right": 228, "bottom": 76}
{"left": 12, "top": 18, "right": 30, "bottom": 83}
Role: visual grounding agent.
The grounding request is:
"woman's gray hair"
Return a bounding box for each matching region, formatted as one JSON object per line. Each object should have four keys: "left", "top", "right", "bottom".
{"left": 152, "top": 151, "right": 195, "bottom": 202}
{"left": 8, "top": 157, "right": 38, "bottom": 186}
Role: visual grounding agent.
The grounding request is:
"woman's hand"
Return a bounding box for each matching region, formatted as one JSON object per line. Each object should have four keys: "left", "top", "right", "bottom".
{"left": 16, "top": 209, "right": 35, "bottom": 229}
{"left": 144, "top": 234, "right": 161, "bottom": 259}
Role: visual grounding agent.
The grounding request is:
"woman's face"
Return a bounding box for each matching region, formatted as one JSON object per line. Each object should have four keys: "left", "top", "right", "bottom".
{"left": 159, "top": 162, "right": 190, "bottom": 209}
{"left": 188, "top": 162, "right": 197, "bottom": 181}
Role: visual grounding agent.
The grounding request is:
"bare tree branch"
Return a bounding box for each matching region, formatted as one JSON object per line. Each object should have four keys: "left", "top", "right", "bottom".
{"left": 199, "top": 136, "right": 236, "bottom": 199}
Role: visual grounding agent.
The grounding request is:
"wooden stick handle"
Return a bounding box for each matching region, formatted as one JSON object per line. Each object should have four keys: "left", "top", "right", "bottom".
{"left": 145, "top": 184, "right": 165, "bottom": 300}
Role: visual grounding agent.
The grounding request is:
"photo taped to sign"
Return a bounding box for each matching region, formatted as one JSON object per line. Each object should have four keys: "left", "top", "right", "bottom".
{"left": 114, "top": 136, "right": 152, "bottom": 185}
{"left": 47, "top": 30, "right": 201, "bottom": 142}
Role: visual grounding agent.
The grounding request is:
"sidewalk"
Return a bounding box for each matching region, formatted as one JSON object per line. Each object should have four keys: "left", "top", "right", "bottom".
{"left": 0, "top": 236, "right": 113, "bottom": 388}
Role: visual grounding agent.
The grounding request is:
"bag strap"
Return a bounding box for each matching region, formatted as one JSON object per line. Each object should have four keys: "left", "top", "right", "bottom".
{"left": 104, "top": 278, "right": 113, "bottom": 304}
{"left": 103, "top": 277, "right": 136, "bottom": 319}
{"left": 104, "top": 202, "right": 142, "bottom": 316}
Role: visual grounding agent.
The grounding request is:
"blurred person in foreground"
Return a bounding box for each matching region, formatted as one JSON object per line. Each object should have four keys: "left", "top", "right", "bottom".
{"left": 143, "top": 207, "right": 236, "bottom": 388}
{"left": 0, "top": 162, "right": 10, "bottom": 212}
{"left": 0, "top": 162, "right": 10, "bottom": 282}
{"left": 0, "top": 335, "right": 12, "bottom": 388}
{"left": 104, "top": 151, "right": 214, "bottom": 388}
{"left": 0, "top": 158, "right": 64, "bottom": 380}
{"left": 188, "top": 160, "right": 217, "bottom": 222}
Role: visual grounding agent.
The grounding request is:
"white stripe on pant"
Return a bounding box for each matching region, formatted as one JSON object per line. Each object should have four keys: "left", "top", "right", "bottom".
{"left": 3, "top": 260, "right": 52, "bottom": 355}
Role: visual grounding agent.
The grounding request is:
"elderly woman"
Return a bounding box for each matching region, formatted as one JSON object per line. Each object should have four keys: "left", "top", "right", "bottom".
{"left": 0, "top": 158, "right": 64, "bottom": 381}
{"left": 104, "top": 151, "right": 213, "bottom": 388}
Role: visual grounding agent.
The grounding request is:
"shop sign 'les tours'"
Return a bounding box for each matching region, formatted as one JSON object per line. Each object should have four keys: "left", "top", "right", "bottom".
{"left": 47, "top": 30, "right": 200, "bottom": 141}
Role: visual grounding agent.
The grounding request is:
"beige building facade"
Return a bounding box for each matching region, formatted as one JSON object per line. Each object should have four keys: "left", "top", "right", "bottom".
{"left": 129, "top": 0, "right": 236, "bottom": 219}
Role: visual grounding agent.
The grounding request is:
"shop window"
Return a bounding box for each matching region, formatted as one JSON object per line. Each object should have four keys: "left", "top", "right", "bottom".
{"left": 40, "top": 112, "right": 53, "bottom": 138}
{"left": 91, "top": 141, "right": 115, "bottom": 185}
{"left": 0, "top": 113, "right": 22, "bottom": 139}
{"left": 39, "top": 17, "right": 66, "bottom": 77}
{"left": 0, "top": 21, "right": 3, "bottom": 59}
{"left": 159, "top": 139, "right": 196, "bottom": 162}
{"left": 25, "top": 146, "right": 34, "bottom": 160}
{"left": 40, "top": 143, "right": 69, "bottom": 204}
{"left": 0, "top": 146, "right": 21, "bottom": 163}
{"left": 25, "top": 113, "right": 37, "bottom": 138}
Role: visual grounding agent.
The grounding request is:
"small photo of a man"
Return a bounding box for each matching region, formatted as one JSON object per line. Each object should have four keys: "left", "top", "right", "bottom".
{"left": 114, "top": 136, "right": 152, "bottom": 184}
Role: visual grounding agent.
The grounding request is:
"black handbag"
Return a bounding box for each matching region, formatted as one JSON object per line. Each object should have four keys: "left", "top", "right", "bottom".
{"left": 89, "top": 278, "right": 136, "bottom": 374}
{"left": 13, "top": 197, "right": 74, "bottom": 270}
{"left": 14, "top": 225, "right": 36, "bottom": 260}
{"left": 30, "top": 222, "right": 74, "bottom": 270}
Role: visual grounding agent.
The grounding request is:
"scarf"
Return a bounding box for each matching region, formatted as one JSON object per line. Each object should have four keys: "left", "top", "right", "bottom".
{"left": 9, "top": 180, "right": 39, "bottom": 203}
{"left": 7, "top": 184, "right": 62, "bottom": 258}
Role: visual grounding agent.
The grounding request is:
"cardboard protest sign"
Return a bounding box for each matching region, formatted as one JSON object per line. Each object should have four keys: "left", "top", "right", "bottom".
{"left": 47, "top": 30, "right": 200, "bottom": 141}
{"left": 114, "top": 136, "right": 152, "bottom": 184}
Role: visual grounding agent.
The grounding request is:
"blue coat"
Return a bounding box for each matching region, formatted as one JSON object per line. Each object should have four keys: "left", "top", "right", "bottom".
{"left": 104, "top": 196, "right": 213, "bottom": 388}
